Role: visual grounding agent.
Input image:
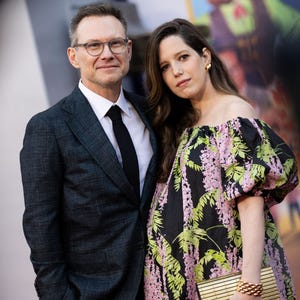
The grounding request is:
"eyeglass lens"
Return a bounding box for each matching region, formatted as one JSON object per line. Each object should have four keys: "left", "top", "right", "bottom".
{"left": 86, "top": 39, "right": 127, "bottom": 56}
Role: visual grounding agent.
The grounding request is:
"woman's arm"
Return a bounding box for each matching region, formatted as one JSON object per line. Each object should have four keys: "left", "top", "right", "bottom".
{"left": 231, "top": 195, "right": 265, "bottom": 300}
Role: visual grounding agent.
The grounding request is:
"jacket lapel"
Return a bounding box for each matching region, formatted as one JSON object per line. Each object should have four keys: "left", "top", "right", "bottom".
{"left": 63, "top": 88, "right": 138, "bottom": 204}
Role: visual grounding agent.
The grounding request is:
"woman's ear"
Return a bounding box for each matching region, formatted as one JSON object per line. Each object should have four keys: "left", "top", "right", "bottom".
{"left": 202, "top": 47, "right": 210, "bottom": 57}
{"left": 202, "top": 47, "right": 211, "bottom": 62}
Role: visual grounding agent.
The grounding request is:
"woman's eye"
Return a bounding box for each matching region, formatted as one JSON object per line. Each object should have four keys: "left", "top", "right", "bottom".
{"left": 160, "top": 65, "right": 169, "bottom": 73}
{"left": 179, "top": 54, "right": 189, "bottom": 61}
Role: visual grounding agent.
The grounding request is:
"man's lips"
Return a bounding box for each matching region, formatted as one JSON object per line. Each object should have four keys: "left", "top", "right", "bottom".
{"left": 96, "top": 64, "right": 119, "bottom": 69}
{"left": 176, "top": 78, "right": 190, "bottom": 87}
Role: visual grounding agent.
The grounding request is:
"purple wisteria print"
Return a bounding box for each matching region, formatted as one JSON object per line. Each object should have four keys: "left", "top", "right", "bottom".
{"left": 144, "top": 118, "right": 298, "bottom": 300}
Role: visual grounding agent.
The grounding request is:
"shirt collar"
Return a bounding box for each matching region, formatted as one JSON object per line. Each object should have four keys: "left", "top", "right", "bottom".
{"left": 78, "top": 80, "right": 132, "bottom": 119}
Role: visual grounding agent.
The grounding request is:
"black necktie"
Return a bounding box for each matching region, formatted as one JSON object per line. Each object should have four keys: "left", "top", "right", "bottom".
{"left": 106, "top": 105, "right": 140, "bottom": 199}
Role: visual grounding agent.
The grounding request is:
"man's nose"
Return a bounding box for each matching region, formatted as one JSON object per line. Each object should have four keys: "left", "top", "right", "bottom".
{"left": 100, "top": 43, "right": 114, "bottom": 57}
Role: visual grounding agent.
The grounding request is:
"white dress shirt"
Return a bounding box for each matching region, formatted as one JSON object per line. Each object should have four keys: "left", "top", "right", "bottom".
{"left": 79, "top": 81, "right": 153, "bottom": 196}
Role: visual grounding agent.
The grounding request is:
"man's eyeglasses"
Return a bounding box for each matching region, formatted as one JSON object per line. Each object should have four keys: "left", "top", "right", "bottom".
{"left": 73, "top": 38, "right": 129, "bottom": 56}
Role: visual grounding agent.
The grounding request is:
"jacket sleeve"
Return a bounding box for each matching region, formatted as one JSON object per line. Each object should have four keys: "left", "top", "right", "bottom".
{"left": 20, "top": 115, "right": 68, "bottom": 299}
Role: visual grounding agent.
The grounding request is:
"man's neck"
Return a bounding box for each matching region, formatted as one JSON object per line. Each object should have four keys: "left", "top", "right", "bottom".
{"left": 81, "top": 80, "right": 122, "bottom": 103}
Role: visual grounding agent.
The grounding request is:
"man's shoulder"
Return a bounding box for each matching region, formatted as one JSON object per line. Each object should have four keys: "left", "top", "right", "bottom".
{"left": 28, "top": 87, "right": 82, "bottom": 124}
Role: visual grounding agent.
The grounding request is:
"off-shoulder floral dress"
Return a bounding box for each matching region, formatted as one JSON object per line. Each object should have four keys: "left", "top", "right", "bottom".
{"left": 144, "top": 118, "right": 298, "bottom": 300}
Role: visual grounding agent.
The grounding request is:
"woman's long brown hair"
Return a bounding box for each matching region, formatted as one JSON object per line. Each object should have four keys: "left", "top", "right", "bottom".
{"left": 145, "top": 18, "right": 239, "bottom": 182}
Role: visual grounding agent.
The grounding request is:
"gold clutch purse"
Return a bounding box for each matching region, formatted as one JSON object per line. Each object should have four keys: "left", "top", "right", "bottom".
{"left": 197, "top": 267, "right": 280, "bottom": 300}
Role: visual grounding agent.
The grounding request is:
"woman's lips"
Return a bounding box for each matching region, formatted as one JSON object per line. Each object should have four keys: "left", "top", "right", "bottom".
{"left": 176, "top": 78, "right": 190, "bottom": 87}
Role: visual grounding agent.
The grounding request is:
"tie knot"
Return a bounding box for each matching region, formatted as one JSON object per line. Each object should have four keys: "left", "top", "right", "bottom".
{"left": 106, "top": 105, "right": 122, "bottom": 121}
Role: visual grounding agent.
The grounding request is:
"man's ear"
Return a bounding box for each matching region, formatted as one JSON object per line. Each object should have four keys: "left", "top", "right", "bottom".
{"left": 67, "top": 47, "right": 80, "bottom": 69}
{"left": 126, "top": 39, "right": 133, "bottom": 61}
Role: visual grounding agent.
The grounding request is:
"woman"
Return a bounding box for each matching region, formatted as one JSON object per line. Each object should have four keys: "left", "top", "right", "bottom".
{"left": 144, "top": 18, "right": 298, "bottom": 300}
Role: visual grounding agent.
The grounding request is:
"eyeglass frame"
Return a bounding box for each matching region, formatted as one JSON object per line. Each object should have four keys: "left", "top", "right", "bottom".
{"left": 73, "top": 38, "right": 129, "bottom": 57}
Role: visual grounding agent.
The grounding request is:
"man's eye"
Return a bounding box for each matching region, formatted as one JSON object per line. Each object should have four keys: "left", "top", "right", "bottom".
{"left": 110, "top": 40, "right": 123, "bottom": 47}
{"left": 88, "top": 42, "right": 101, "bottom": 49}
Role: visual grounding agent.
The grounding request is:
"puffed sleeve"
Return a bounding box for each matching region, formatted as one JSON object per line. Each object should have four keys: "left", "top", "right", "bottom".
{"left": 219, "top": 118, "right": 298, "bottom": 207}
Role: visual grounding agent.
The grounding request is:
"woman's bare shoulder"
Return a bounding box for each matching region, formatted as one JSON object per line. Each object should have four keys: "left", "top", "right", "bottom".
{"left": 222, "top": 95, "right": 257, "bottom": 120}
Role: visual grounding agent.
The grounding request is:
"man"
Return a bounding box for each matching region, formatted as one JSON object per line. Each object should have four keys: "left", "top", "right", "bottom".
{"left": 20, "top": 3, "right": 156, "bottom": 299}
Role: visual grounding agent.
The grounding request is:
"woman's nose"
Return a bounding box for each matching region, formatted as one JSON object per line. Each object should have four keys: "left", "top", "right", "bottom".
{"left": 173, "top": 67, "right": 183, "bottom": 76}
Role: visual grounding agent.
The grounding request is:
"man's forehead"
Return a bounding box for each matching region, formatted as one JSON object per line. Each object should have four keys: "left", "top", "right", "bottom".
{"left": 77, "top": 15, "right": 126, "bottom": 39}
